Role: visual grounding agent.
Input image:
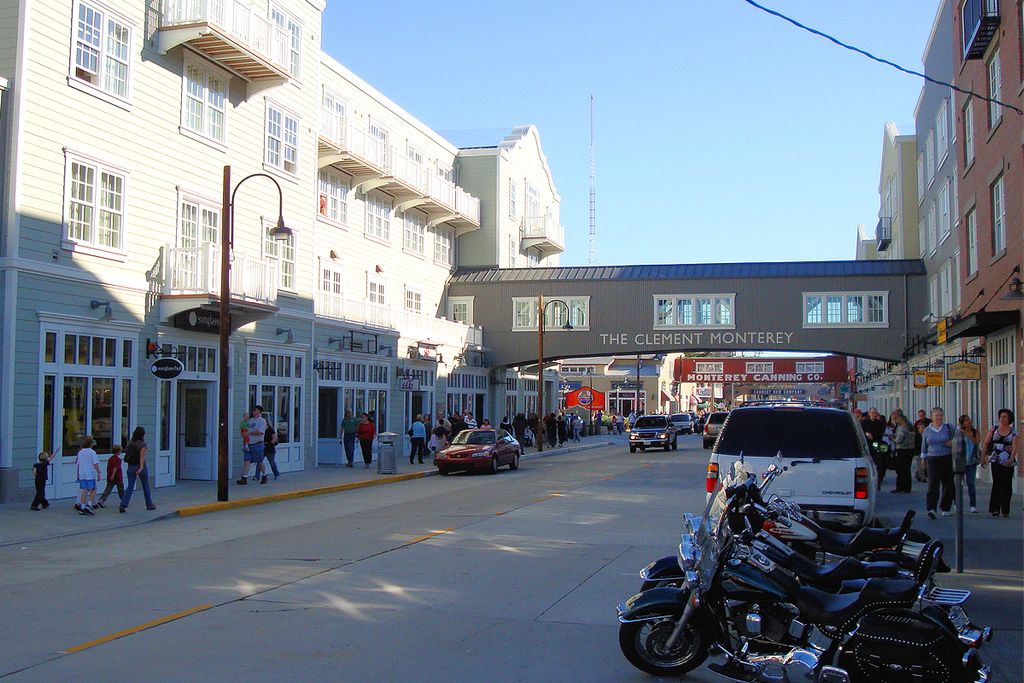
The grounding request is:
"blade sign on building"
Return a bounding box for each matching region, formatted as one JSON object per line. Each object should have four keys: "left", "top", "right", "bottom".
{"left": 675, "top": 356, "right": 847, "bottom": 383}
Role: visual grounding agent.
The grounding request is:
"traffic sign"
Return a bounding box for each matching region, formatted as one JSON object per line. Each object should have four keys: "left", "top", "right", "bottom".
{"left": 150, "top": 357, "right": 184, "bottom": 380}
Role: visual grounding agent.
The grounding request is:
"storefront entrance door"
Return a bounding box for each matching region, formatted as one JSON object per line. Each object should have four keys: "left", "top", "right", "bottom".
{"left": 178, "top": 383, "right": 214, "bottom": 480}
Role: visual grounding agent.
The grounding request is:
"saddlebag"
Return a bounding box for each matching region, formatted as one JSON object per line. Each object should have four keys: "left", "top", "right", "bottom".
{"left": 840, "top": 606, "right": 967, "bottom": 683}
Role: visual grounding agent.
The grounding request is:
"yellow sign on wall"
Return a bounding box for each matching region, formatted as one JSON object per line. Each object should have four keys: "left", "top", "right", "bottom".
{"left": 937, "top": 319, "right": 947, "bottom": 344}
{"left": 913, "top": 371, "right": 928, "bottom": 389}
{"left": 946, "top": 360, "right": 982, "bottom": 381}
{"left": 926, "top": 371, "right": 944, "bottom": 387}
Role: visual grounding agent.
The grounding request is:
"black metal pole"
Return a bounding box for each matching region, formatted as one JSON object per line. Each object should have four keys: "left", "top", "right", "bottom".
{"left": 536, "top": 295, "right": 544, "bottom": 453}
{"left": 954, "top": 473, "right": 964, "bottom": 573}
{"left": 217, "top": 165, "right": 231, "bottom": 502}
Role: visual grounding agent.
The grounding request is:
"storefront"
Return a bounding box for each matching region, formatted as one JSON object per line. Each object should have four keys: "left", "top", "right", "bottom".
{"left": 987, "top": 330, "right": 1017, "bottom": 423}
{"left": 400, "top": 362, "right": 437, "bottom": 429}
{"left": 246, "top": 346, "right": 308, "bottom": 474}
{"left": 447, "top": 369, "right": 487, "bottom": 419}
{"left": 315, "top": 355, "right": 390, "bottom": 464}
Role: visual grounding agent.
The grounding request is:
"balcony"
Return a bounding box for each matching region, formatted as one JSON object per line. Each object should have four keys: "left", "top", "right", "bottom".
{"left": 315, "top": 293, "right": 483, "bottom": 348}
{"left": 520, "top": 216, "right": 565, "bottom": 256}
{"left": 160, "top": 244, "right": 278, "bottom": 328}
{"left": 318, "top": 118, "right": 388, "bottom": 179}
{"left": 961, "top": 0, "right": 1000, "bottom": 60}
{"left": 157, "top": 0, "right": 290, "bottom": 82}
{"left": 875, "top": 216, "right": 892, "bottom": 252}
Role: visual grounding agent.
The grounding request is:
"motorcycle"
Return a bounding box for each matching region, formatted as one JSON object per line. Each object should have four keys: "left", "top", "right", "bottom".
{"left": 616, "top": 461, "right": 991, "bottom": 682}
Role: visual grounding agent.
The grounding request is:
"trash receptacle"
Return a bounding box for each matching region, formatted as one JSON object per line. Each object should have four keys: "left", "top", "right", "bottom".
{"left": 377, "top": 432, "right": 397, "bottom": 474}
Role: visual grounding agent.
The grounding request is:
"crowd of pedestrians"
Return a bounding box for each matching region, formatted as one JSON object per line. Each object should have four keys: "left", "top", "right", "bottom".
{"left": 857, "top": 404, "right": 1018, "bottom": 519}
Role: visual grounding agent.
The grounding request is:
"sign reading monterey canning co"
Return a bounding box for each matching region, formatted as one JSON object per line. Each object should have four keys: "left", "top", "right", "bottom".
{"left": 675, "top": 356, "right": 847, "bottom": 383}
{"left": 602, "top": 331, "right": 797, "bottom": 347}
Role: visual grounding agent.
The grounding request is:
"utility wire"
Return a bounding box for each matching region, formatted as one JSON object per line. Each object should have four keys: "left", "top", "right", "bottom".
{"left": 741, "top": 0, "right": 1024, "bottom": 116}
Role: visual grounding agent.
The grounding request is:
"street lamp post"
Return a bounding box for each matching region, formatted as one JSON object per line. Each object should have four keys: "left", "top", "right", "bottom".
{"left": 535, "top": 295, "right": 572, "bottom": 452}
{"left": 217, "top": 165, "right": 292, "bottom": 502}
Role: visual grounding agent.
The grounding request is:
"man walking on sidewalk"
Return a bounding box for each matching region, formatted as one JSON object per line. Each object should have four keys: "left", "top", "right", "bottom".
{"left": 339, "top": 409, "right": 358, "bottom": 468}
{"left": 409, "top": 414, "right": 427, "bottom": 464}
{"left": 238, "top": 405, "right": 267, "bottom": 485}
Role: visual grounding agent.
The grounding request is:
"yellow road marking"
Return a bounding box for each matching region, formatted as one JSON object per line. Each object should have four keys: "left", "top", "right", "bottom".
{"left": 60, "top": 604, "right": 214, "bottom": 654}
{"left": 404, "top": 528, "right": 452, "bottom": 546}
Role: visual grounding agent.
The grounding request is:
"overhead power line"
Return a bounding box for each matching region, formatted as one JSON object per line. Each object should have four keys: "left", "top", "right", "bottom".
{"left": 741, "top": 0, "right": 1024, "bottom": 116}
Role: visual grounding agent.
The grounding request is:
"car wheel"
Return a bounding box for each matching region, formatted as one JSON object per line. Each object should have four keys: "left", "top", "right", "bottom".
{"left": 663, "top": 442, "right": 671, "bottom": 452}
{"left": 629, "top": 446, "right": 637, "bottom": 453}
{"left": 489, "top": 456, "right": 499, "bottom": 474}
{"left": 703, "top": 440, "right": 712, "bottom": 449}
{"left": 671, "top": 438, "right": 678, "bottom": 451}
{"left": 509, "top": 452, "right": 520, "bottom": 471}
{"left": 438, "top": 468, "right": 450, "bottom": 476}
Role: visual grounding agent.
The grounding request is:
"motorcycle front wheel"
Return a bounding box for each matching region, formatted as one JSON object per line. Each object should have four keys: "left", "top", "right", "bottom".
{"left": 618, "top": 617, "right": 707, "bottom": 677}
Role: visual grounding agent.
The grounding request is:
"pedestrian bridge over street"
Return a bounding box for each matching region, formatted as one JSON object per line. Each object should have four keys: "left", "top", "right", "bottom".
{"left": 446, "top": 260, "right": 928, "bottom": 367}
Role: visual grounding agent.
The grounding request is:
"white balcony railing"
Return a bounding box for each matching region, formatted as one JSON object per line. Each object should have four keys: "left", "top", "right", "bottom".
{"left": 521, "top": 216, "right": 565, "bottom": 247}
{"left": 164, "top": 244, "right": 278, "bottom": 306}
{"left": 387, "top": 149, "right": 428, "bottom": 193}
{"left": 159, "top": 0, "right": 288, "bottom": 71}
{"left": 315, "top": 294, "right": 483, "bottom": 348}
{"left": 454, "top": 186, "right": 481, "bottom": 224}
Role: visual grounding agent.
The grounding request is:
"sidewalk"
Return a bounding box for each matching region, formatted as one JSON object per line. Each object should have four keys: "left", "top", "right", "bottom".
{"left": 0, "top": 436, "right": 617, "bottom": 547}
{"left": 874, "top": 477, "right": 1023, "bottom": 681}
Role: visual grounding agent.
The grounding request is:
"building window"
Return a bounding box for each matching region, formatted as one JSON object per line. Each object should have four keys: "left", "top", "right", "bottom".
{"left": 991, "top": 174, "right": 1005, "bottom": 254}
{"left": 433, "top": 226, "right": 452, "bottom": 265}
{"left": 182, "top": 59, "right": 227, "bottom": 143}
{"left": 318, "top": 170, "right": 349, "bottom": 225}
{"left": 951, "top": 250, "right": 961, "bottom": 309}
{"left": 509, "top": 178, "right": 517, "bottom": 219}
{"left": 264, "top": 225, "right": 295, "bottom": 290}
{"left": 179, "top": 197, "right": 219, "bottom": 247}
{"left": 936, "top": 99, "right": 949, "bottom": 162}
{"left": 803, "top": 292, "right": 888, "bottom": 327}
{"left": 402, "top": 211, "right": 426, "bottom": 255}
{"left": 916, "top": 154, "right": 925, "bottom": 202}
{"left": 963, "top": 99, "right": 975, "bottom": 166}
{"left": 320, "top": 89, "right": 346, "bottom": 143}
{"left": 929, "top": 275, "right": 939, "bottom": 317}
{"left": 925, "top": 130, "right": 935, "bottom": 186}
{"left": 271, "top": 6, "right": 301, "bottom": 78}
{"left": 511, "top": 296, "right": 590, "bottom": 331}
{"left": 966, "top": 208, "right": 978, "bottom": 275}
{"left": 317, "top": 263, "right": 344, "bottom": 319}
{"left": 367, "top": 274, "right": 386, "bottom": 306}
{"left": 653, "top": 294, "right": 735, "bottom": 329}
{"left": 526, "top": 182, "right": 540, "bottom": 218}
{"left": 365, "top": 193, "right": 391, "bottom": 241}
{"left": 939, "top": 260, "right": 953, "bottom": 315}
{"left": 939, "top": 181, "right": 951, "bottom": 243}
{"left": 64, "top": 153, "right": 126, "bottom": 253}
{"left": 448, "top": 297, "right": 472, "bottom": 325}
{"left": 404, "top": 287, "right": 423, "bottom": 314}
{"left": 918, "top": 216, "right": 927, "bottom": 257}
{"left": 927, "top": 201, "right": 937, "bottom": 254}
{"left": 987, "top": 51, "right": 1002, "bottom": 127}
{"left": 71, "top": 0, "right": 131, "bottom": 102}
{"left": 265, "top": 103, "right": 298, "bottom": 174}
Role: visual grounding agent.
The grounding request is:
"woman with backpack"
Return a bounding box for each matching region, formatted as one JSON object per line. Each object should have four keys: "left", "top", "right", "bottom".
{"left": 981, "top": 409, "right": 1018, "bottom": 517}
{"left": 920, "top": 407, "right": 955, "bottom": 519}
{"left": 262, "top": 423, "right": 280, "bottom": 482}
{"left": 956, "top": 415, "right": 981, "bottom": 513}
{"left": 889, "top": 410, "right": 916, "bottom": 494}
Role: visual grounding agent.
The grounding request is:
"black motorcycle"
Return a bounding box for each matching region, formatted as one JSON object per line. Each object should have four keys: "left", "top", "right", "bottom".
{"left": 616, "top": 462, "right": 991, "bottom": 682}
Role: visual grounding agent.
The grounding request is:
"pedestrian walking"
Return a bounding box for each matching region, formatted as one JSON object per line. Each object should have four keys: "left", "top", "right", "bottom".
{"left": 339, "top": 409, "right": 358, "bottom": 468}
{"left": 74, "top": 435, "right": 101, "bottom": 515}
{"left": 616, "top": 413, "right": 625, "bottom": 435}
{"left": 237, "top": 406, "right": 267, "bottom": 485}
{"left": 121, "top": 426, "right": 156, "bottom": 512}
{"left": 889, "top": 411, "right": 915, "bottom": 493}
{"left": 921, "top": 407, "right": 955, "bottom": 519}
{"left": 408, "top": 414, "right": 427, "bottom": 464}
{"left": 429, "top": 417, "right": 449, "bottom": 458}
{"left": 957, "top": 415, "right": 981, "bottom": 512}
{"left": 544, "top": 413, "right": 557, "bottom": 448}
{"left": 860, "top": 407, "right": 889, "bottom": 490}
{"left": 96, "top": 444, "right": 125, "bottom": 508}
{"left": 357, "top": 412, "right": 376, "bottom": 468}
{"left": 512, "top": 412, "right": 527, "bottom": 443}
{"left": 263, "top": 423, "right": 280, "bottom": 481}
{"left": 556, "top": 412, "right": 567, "bottom": 446}
{"left": 571, "top": 414, "right": 582, "bottom": 442}
{"left": 981, "top": 409, "right": 1017, "bottom": 517}
{"left": 30, "top": 450, "right": 56, "bottom": 511}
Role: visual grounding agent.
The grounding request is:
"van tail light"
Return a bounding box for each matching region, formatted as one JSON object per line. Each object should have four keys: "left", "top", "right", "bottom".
{"left": 706, "top": 462, "right": 720, "bottom": 493}
{"left": 855, "top": 467, "right": 870, "bottom": 499}
{"left": 703, "top": 424, "right": 709, "bottom": 435}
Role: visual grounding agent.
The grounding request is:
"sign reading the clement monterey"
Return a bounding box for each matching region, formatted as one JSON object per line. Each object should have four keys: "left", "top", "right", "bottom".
{"left": 675, "top": 356, "right": 847, "bottom": 384}
{"left": 602, "top": 331, "right": 797, "bottom": 348}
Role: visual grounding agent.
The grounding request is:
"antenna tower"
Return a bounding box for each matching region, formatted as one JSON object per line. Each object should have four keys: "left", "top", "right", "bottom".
{"left": 588, "top": 95, "right": 597, "bottom": 264}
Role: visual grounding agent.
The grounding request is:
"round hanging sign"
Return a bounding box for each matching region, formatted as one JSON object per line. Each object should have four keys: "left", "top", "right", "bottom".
{"left": 150, "top": 357, "right": 185, "bottom": 380}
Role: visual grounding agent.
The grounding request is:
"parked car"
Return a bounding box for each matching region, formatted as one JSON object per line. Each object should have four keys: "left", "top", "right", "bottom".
{"left": 701, "top": 411, "right": 728, "bottom": 449}
{"left": 628, "top": 415, "right": 678, "bottom": 453}
{"left": 705, "top": 404, "right": 876, "bottom": 528}
{"left": 668, "top": 413, "right": 693, "bottom": 434}
{"left": 434, "top": 429, "right": 521, "bottom": 475}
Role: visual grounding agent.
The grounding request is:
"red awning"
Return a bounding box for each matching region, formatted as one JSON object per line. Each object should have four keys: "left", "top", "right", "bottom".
{"left": 660, "top": 391, "right": 672, "bottom": 402}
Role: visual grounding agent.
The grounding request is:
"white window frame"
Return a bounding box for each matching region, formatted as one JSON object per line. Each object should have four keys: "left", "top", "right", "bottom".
{"left": 364, "top": 192, "right": 392, "bottom": 242}
{"left": 925, "top": 130, "right": 935, "bottom": 187}
{"left": 181, "top": 55, "right": 228, "bottom": 145}
{"left": 448, "top": 296, "right": 473, "bottom": 326}
{"left": 264, "top": 222, "right": 295, "bottom": 291}
{"left": 951, "top": 249, "right": 961, "bottom": 310}
{"left": 935, "top": 99, "right": 949, "bottom": 164}
{"left": 62, "top": 149, "right": 129, "bottom": 259}
{"left": 317, "top": 261, "right": 345, "bottom": 319}
{"left": 366, "top": 273, "right": 386, "bottom": 306}
{"left": 939, "top": 181, "right": 951, "bottom": 243}
{"left": 966, "top": 207, "right": 978, "bottom": 275}
{"left": 652, "top": 294, "right": 736, "bottom": 330}
{"left": 939, "top": 260, "right": 953, "bottom": 315}
{"left": 511, "top": 296, "right": 590, "bottom": 332}
{"left": 317, "top": 169, "right": 349, "bottom": 226}
{"left": 929, "top": 275, "right": 939, "bottom": 318}
{"left": 69, "top": 0, "right": 133, "bottom": 106}
{"left": 319, "top": 88, "right": 346, "bottom": 144}
{"left": 270, "top": 4, "right": 301, "bottom": 78}
{"left": 508, "top": 178, "right": 517, "bottom": 219}
{"left": 177, "top": 192, "right": 220, "bottom": 248}
{"left": 802, "top": 291, "right": 888, "bottom": 328}
{"left": 401, "top": 210, "right": 426, "bottom": 255}
{"left": 963, "top": 98, "right": 975, "bottom": 166}
{"left": 404, "top": 286, "right": 423, "bottom": 314}
{"left": 927, "top": 201, "right": 938, "bottom": 255}
{"left": 991, "top": 174, "right": 1005, "bottom": 255}
{"left": 265, "top": 101, "right": 299, "bottom": 176}
{"left": 916, "top": 154, "right": 925, "bottom": 202}
{"left": 987, "top": 51, "right": 1002, "bottom": 128}
{"left": 432, "top": 226, "right": 452, "bottom": 265}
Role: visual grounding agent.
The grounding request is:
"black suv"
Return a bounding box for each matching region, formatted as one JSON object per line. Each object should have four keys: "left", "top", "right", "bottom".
{"left": 629, "top": 415, "right": 678, "bottom": 453}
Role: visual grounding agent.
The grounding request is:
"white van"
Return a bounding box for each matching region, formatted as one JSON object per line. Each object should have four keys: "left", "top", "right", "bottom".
{"left": 705, "top": 405, "right": 877, "bottom": 528}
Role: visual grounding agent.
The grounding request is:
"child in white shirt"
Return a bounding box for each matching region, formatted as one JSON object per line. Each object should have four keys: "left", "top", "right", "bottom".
{"left": 75, "top": 435, "right": 102, "bottom": 515}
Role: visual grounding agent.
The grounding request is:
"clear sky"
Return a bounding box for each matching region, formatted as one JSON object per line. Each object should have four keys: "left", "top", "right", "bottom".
{"left": 322, "top": 1, "right": 940, "bottom": 266}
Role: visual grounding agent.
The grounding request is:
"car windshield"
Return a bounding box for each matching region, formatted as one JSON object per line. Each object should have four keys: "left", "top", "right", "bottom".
{"left": 633, "top": 417, "right": 666, "bottom": 428}
{"left": 670, "top": 414, "right": 690, "bottom": 422}
{"left": 451, "top": 431, "right": 496, "bottom": 446}
{"left": 714, "top": 408, "right": 861, "bottom": 459}
{"left": 708, "top": 413, "right": 728, "bottom": 424}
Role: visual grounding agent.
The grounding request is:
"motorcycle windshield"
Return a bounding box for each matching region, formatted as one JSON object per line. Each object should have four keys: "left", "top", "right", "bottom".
{"left": 693, "top": 461, "right": 749, "bottom": 592}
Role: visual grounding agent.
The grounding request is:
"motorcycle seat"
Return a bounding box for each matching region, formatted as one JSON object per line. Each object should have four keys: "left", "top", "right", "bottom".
{"left": 815, "top": 525, "right": 903, "bottom": 555}
{"left": 786, "top": 554, "right": 898, "bottom": 589}
{"left": 794, "top": 578, "right": 919, "bottom": 630}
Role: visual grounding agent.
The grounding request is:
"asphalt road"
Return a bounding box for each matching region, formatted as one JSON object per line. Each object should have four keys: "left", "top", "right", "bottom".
{"left": 0, "top": 436, "right": 1017, "bottom": 682}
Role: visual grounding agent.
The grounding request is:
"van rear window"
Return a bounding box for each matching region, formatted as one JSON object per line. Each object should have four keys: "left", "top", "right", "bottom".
{"left": 708, "top": 413, "right": 727, "bottom": 424}
{"left": 715, "top": 409, "right": 861, "bottom": 459}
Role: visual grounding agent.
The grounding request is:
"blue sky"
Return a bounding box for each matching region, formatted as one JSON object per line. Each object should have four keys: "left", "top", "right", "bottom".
{"left": 323, "top": 1, "right": 940, "bottom": 266}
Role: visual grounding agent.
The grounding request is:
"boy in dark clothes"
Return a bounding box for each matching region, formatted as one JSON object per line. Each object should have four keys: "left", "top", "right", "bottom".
{"left": 30, "top": 450, "right": 55, "bottom": 510}
{"left": 97, "top": 444, "right": 125, "bottom": 508}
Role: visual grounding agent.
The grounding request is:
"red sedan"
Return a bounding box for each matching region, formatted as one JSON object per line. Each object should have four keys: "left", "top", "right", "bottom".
{"left": 434, "top": 429, "right": 521, "bottom": 475}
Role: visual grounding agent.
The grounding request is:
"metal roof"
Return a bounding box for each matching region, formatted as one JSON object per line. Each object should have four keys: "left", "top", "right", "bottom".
{"left": 450, "top": 260, "right": 926, "bottom": 284}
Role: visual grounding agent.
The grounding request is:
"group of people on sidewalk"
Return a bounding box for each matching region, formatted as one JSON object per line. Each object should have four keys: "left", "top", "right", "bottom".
{"left": 236, "top": 405, "right": 282, "bottom": 485}
{"left": 337, "top": 409, "right": 378, "bottom": 468}
{"left": 857, "top": 405, "right": 1018, "bottom": 520}
{"left": 31, "top": 426, "right": 157, "bottom": 515}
